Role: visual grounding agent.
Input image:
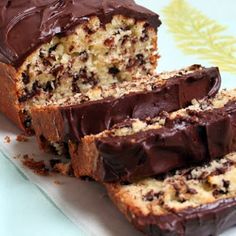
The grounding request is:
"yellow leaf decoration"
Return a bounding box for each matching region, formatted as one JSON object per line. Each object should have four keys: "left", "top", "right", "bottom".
{"left": 163, "top": 0, "right": 236, "bottom": 74}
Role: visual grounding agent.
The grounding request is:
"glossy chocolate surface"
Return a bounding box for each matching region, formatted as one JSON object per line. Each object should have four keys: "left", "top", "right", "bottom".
{"left": 0, "top": 0, "right": 161, "bottom": 67}
{"left": 95, "top": 101, "right": 236, "bottom": 182}
{"left": 139, "top": 197, "right": 236, "bottom": 236}
{"left": 62, "top": 67, "right": 221, "bottom": 141}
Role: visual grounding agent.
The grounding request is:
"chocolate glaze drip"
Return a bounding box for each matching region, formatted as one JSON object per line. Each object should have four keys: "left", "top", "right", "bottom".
{"left": 95, "top": 101, "right": 236, "bottom": 182}
{"left": 0, "top": 0, "right": 161, "bottom": 67}
{"left": 61, "top": 67, "right": 220, "bottom": 142}
{"left": 137, "top": 197, "right": 236, "bottom": 236}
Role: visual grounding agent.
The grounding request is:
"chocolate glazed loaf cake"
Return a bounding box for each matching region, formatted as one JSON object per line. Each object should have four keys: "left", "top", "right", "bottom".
{"left": 106, "top": 152, "right": 236, "bottom": 236}
{"left": 0, "top": 0, "right": 161, "bottom": 134}
{"left": 70, "top": 89, "right": 236, "bottom": 182}
{"left": 31, "top": 65, "right": 220, "bottom": 154}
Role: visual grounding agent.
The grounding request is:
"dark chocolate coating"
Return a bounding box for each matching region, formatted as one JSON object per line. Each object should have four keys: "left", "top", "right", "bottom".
{"left": 0, "top": 0, "right": 161, "bottom": 67}
{"left": 95, "top": 101, "right": 236, "bottom": 182}
{"left": 62, "top": 67, "right": 221, "bottom": 141}
{"left": 137, "top": 197, "right": 236, "bottom": 236}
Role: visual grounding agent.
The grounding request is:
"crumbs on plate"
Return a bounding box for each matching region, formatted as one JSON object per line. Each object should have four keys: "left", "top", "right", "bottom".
{"left": 4, "top": 136, "right": 11, "bottom": 143}
{"left": 16, "top": 134, "right": 29, "bottom": 142}
{"left": 21, "top": 154, "right": 49, "bottom": 176}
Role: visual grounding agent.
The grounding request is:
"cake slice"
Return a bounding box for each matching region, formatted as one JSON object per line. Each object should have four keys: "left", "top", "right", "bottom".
{"left": 70, "top": 89, "right": 236, "bottom": 182}
{"left": 106, "top": 152, "right": 236, "bottom": 236}
{"left": 0, "top": 0, "right": 161, "bottom": 134}
{"left": 31, "top": 65, "right": 220, "bottom": 154}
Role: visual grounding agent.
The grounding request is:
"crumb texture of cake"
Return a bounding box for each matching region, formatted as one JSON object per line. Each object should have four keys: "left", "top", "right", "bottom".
{"left": 18, "top": 16, "right": 157, "bottom": 106}
{"left": 32, "top": 65, "right": 220, "bottom": 154}
{"left": 21, "top": 155, "right": 49, "bottom": 176}
{"left": 0, "top": 0, "right": 161, "bottom": 133}
{"left": 106, "top": 152, "right": 236, "bottom": 236}
{"left": 71, "top": 89, "right": 236, "bottom": 183}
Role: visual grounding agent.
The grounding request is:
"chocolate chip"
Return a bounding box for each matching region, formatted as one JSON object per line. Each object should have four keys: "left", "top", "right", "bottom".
{"left": 51, "top": 65, "right": 64, "bottom": 78}
{"left": 22, "top": 72, "right": 30, "bottom": 84}
{"left": 78, "top": 68, "right": 87, "bottom": 79}
{"left": 83, "top": 25, "right": 95, "bottom": 34}
{"left": 90, "top": 73, "right": 98, "bottom": 86}
{"left": 78, "top": 51, "right": 89, "bottom": 62}
{"left": 143, "top": 190, "right": 162, "bottom": 202}
{"left": 223, "top": 158, "right": 235, "bottom": 166}
{"left": 44, "top": 80, "right": 56, "bottom": 92}
{"left": 126, "top": 54, "right": 145, "bottom": 69}
{"left": 39, "top": 51, "right": 45, "bottom": 59}
{"left": 32, "top": 81, "right": 41, "bottom": 93}
{"left": 18, "top": 95, "right": 28, "bottom": 103}
{"left": 48, "top": 54, "right": 56, "bottom": 62}
{"left": 187, "top": 187, "right": 198, "bottom": 194}
{"left": 143, "top": 191, "right": 155, "bottom": 201}
{"left": 136, "top": 54, "right": 145, "bottom": 66}
{"left": 212, "top": 180, "right": 230, "bottom": 197}
{"left": 69, "top": 45, "right": 74, "bottom": 52}
{"left": 83, "top": 70, "right": 97, "bottom": 85}
{"left": 140, "top": 23, "right": 150, "bottom": 42}
{"left": 212, "top": 189, "right": 225, "bottom": 197}
{"left": 104, "top": 37, "right": 115, "bottom": 47}
{"left": 223, "top": 179, "right": 230, "bottom": 189}
{"left": 80, "top": 95, "right": 90, "bottom": 103}
{"left": 143, "top": 23, "right": 150, "bottom": 29}
{"left": 121, "top": 35, "right": 129, "bottom": 45}
{"left": 145, "top": 118, "right": 156, "bottom": 125}
{"left": 42, "top": 58, "right": 52, "bottom": 67}
{"left": 72, "top": 68, "right": 98, "bottom": 89}
{"left": 212, "top": 167, "right": 227, "bottom": 176}
{"left": 108, "top": 67, "right": 120, "bottom": 76}
{"left": 72, "top": 83, "right": 81, "bottom": 93}
{"left": 19, "top": 88, "right": 34, "bottom": 102}
{"left": 120, "top": 181, "right": 131, "bottom": 185}
{"left": 72, "top": 74, "right": 81, "bottom": 93}
{"left": 127, "top": 58, "right": 135, "bottom": 69}
{"left": 140, "top": 34, "right": 149, "bottom": 42}
{"left": 121, "top": 25, "right": 131, "bottom": 31}
{"left": 49, "top": 44, "right": 59, "bottom": 54}
{"left": 19, "top": 82, "right": 41, "bottom": 102}
{"left": 178, "top": 198, "right": 186, "bottom": 203}
{"left": 50, "top": 159, "right": 62, "bottom": 168}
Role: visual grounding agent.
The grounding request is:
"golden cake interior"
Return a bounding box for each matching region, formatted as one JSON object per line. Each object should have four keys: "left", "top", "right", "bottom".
{"left": 107, "top": 152, "right": 236, "bottom": 224}
{"left": 15, "top": 15, "right": 158, "bottom": 130}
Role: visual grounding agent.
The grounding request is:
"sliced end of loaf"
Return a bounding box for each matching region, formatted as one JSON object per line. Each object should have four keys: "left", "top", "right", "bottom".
{"left": 14, "top": 15, "right": 158, "bottom": 131}
{"left": 106, "top": 152, "right": 236, "bottom": 236}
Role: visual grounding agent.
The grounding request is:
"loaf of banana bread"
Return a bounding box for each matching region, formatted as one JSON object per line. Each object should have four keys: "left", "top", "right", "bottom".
{"left": 31, "top": 65, "right": 220, "bottom": 154}
{"left": 70, "top": 89, "right": 236, "bottom": 182}
{"left": 106, "top": 152, "right": 236, "bottom": 236}
{"left": 0, "top": 0, "right": 161, "bottom": 134}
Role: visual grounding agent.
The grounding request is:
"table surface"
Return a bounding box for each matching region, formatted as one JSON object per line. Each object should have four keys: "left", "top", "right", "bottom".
{"left": 1, "top": 0, "right": 236, "bottom": 236}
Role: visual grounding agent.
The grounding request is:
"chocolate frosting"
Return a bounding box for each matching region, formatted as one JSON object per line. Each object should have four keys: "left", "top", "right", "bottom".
{"left": 0, "top": 0, "right": 161, "bottom": 67}
{"left": 61, "top": 67, "right": 220, "bottom": 142}
{"left": 95, "top": 101, "right": 236, "bottom": 182}
{"left": 137, "top": 197, "right": 236, "bottom": 236}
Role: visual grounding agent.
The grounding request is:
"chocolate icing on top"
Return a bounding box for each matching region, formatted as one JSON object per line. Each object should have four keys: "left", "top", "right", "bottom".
{"left": 95, "top": 101, "right": 236, "bottom": 182}
{"left": 61, "top": 67, "right": 220, "bottom": 141}
{"left": 0, "top": 0, "right": 161, "bottom": 67}
{"left": 137, "top": 197, "right": 236, "bottom": 236}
